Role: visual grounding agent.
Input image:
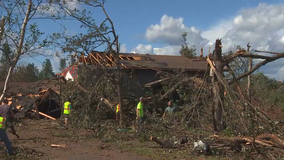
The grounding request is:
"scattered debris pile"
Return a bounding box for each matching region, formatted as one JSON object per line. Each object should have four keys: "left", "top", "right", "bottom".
{"left": 5, "top": 87, "right": 61, "bottom": 120}
{"left": 35, "top": 88, "right": 61, "bottom": 118}
{"left": 210, "top": 134, "right": 284, "bottom": 151}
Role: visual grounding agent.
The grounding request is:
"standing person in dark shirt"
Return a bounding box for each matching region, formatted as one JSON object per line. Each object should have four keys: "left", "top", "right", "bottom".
{"left": 0, "top": 99, "right": 19, "bottom": 138}
{"left": 0, "top": 99, "right": 14, "bottom": 155}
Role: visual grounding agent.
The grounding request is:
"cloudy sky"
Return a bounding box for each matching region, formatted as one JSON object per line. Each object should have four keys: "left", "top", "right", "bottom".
{"left": 22, "top": 0, "right": 284, "bottom": 80}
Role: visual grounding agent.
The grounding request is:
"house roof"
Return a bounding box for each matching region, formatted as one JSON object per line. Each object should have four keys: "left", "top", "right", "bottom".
{"left": 119, "top": 53, "right": 207, "bottom": 71}
{"left": 77, "top": 51, "right": 208, "bottom": 71}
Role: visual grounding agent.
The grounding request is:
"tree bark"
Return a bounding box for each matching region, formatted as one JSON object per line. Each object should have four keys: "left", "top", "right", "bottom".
{"left": 247, "top": 43, "right": 252, "bottom": 102}
{"left": 212, "top": 39, "right": 225, "bottom": 132}
{"left": 0, "top": 17, "right": 5, "bottom": 44}
{"left": 0, "top": 0, "right": 32, "bottom": 101}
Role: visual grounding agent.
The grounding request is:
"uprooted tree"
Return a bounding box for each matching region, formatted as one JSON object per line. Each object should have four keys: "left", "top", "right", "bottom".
{"left": 209, "top": 38, "right": 284, "bottom": 132}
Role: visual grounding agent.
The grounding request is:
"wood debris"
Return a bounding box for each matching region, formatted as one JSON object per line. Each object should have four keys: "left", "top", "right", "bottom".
{"left": 210, "top": 134, "right": 284, "bottom": 150}
{"left": 51, "top": 144, "right": 66, "bottom": 148}
{"left": 31, "top": 110, "right": 56, "bottom": 120}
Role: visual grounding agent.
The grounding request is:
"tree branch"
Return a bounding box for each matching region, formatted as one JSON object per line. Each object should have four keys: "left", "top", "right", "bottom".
{"left": 254, "top": 50, "right": 284, "bottom": 55}
{"left": 228, "top": 56, "right": 281, "bottom": 85}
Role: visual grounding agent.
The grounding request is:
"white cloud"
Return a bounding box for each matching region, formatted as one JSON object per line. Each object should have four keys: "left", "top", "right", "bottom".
{"left": 219, "top": 3, "right": 284, "bottom": 52}
{"left": 119, "top": 44, "right": 127, "bottom": 53}
{"left": 39, "top": 0, "right": 81, "bottom": 16}
{"left": 145, "top": 14, "right": 208, "bottom": 47}
{"left": 139, "top": 3, "right": 284, "bottom": 79}
{"left": 264, "top": 65, "right": 284, "bottom": 81}
{"left": 153, "top": 46, "right": 181, "bottom": 55}
{"left": 201, "top": 20, "right": 232, "bottom": 45}
{"left": 131, "top": 44, "right": 153, "bottom": 54}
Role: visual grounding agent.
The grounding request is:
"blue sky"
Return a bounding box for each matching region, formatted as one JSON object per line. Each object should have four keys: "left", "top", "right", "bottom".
{"left": 20, "top": 0, "right": 284, "bottom": 80}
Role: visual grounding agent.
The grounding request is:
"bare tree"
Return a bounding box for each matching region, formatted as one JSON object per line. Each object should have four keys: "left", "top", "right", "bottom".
{"left": 0, "top": 0, "right": 45, "bottom": 101}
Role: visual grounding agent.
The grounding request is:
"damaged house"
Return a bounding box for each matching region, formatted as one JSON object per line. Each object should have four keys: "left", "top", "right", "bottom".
{"left": 60, "top": 51, "right": 208, "bottom": 94}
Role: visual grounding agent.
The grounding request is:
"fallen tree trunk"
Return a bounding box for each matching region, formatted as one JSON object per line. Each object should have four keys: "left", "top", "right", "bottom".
{"left": 211, "top": 134, "right": 284, "bottom": 149}
{"left": 150, "top": 136, "right": 173, "bottom": 148}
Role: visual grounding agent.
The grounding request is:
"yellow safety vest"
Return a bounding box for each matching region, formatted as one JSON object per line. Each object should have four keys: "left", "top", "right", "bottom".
{"left": 0, "top": 117, "right": 6, "bottom": 129}
{"left": 63, "top": 101, "right": 71, "bottom": 114}
{"left": 116, "top": 104, "right": 120, "bottom": 113}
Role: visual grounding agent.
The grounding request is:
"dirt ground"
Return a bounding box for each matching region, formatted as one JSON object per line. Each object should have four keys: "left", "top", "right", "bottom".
{"left": 0, "top": 119, "right": 151, "bottom": 160}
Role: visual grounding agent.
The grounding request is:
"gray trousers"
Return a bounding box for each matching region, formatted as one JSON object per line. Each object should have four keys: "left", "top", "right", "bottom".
{"left": 0, "top": 128, "right": 13, "bottom": 155}
{"left": 138, "top": 117, "right": 144, "bottom": 125}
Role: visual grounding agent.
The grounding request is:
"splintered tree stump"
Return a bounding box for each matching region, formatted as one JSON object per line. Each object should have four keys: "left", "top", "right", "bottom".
{"left": 150, "top": 136, "right": 173, "bottom": 148}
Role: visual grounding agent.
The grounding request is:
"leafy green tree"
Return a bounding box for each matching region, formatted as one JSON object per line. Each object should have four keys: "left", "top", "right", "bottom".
{"left": 39, "top": 59, "right": 54, "bottom": 79}
{"left": 59, "top": 58, "right": 67, "bottom": 71}
{"left": 25, "top": 63, "right": 39, "bottom": 82}
{"left": 0, "top": 0, "right": 46, "bottom": 101}
{"left": 12, "top": 63, "right": 39, "bottom": 82}
{"left": 0, "top": 43, "right": 14, "bottom": 80}
{"left": 179, "top": 32, "right": 196, "bottom": 57}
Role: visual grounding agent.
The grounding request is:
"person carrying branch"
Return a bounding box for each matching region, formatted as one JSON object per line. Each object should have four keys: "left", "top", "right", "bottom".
{"left": 63, "top": 97, "right": 72, "bottom": 128}
{"left": 0, "top": 99, "right": 14, "bottom": 156}
{"left": 136, "top": 97, "right": 145, "bottom": 125}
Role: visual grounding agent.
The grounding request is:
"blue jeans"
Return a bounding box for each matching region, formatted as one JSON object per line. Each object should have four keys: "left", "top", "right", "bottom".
{"left": 0, "top": 129, "right": 13, "bottom": 155}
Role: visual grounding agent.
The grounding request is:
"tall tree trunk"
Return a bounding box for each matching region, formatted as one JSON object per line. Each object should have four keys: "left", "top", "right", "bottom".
{"left": 212, "top": 39, "right": 225, "bottom": 132}
{"left": 115, "top": 42, "right": 123, "bottom": 126}
{"left": 112, "top": 36, "right": 123, "bottom": 126}
{"left": 247, "top": 43, "right": 252, "bottom": 102}
{"left": 0, "top": 0, "right": 32, "bottom": 101}
{"left": 0, "top": 17, "right": 5, "bottom": 44}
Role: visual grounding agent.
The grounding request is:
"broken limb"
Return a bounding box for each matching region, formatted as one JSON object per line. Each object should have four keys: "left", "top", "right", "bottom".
{"left": 150, "top": 136, "right": 173, "bottom": 149}
{"left": 31, "top": 110, "right": 56, "bottom": 120}
{"left": 51, "top": 144, "right": 66, "bottom": 148}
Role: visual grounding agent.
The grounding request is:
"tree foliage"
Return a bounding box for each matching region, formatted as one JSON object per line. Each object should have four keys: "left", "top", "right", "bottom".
{"left": 59, "top": 58, "right": 67, "bottom": 71}
{"left": 13, "top": 63, "right": 39, "bottom": 82}
{"left": 39, "top": 59, "right": 54, "bottom": 79}
{"left": 0, "top": 42, "right": 14, "bottom": 80}
{"left": 179, "top": 32, "right": 196, "bottom": 57}
{"left": 0, "top": 0, "right": 47, "bottom": 100}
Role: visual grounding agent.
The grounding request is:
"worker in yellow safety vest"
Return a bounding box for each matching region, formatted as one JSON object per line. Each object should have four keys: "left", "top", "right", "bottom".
{"left": 136, "top": 97, "right": 145, "bottom": 125}
{"left": 63, "top": 98, "right": 72, "bottom": 128}
{"left": 0, "top": 99, "right": 13, "bottom": 155}
{"left": 116, "top": 104, "right": 120, "bottom": 121}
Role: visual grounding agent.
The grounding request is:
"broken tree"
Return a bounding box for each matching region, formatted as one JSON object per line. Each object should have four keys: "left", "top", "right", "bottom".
{"left": 209, "top": 38, "right": 284, "bottom": 132}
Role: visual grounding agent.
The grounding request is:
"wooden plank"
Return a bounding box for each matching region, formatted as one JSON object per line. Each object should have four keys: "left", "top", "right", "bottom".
{"left": 51, "top": 144, "right": 66, "bottom": 148}
{"left": 90, "top": 53, "right": 102, "bottom": 66}
{"left": 31, "top": 110, "right": 56, "bottom": 120}
{"left": 105, "top": 55, "right": 116, "bottom": 66}
{"left": 83, "top": 56, "right": 87, "bottom": 65}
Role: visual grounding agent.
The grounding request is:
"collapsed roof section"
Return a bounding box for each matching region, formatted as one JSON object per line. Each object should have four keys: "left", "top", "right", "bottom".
{"left": 76, "top": 51, "right": 208, "bottom": 71}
